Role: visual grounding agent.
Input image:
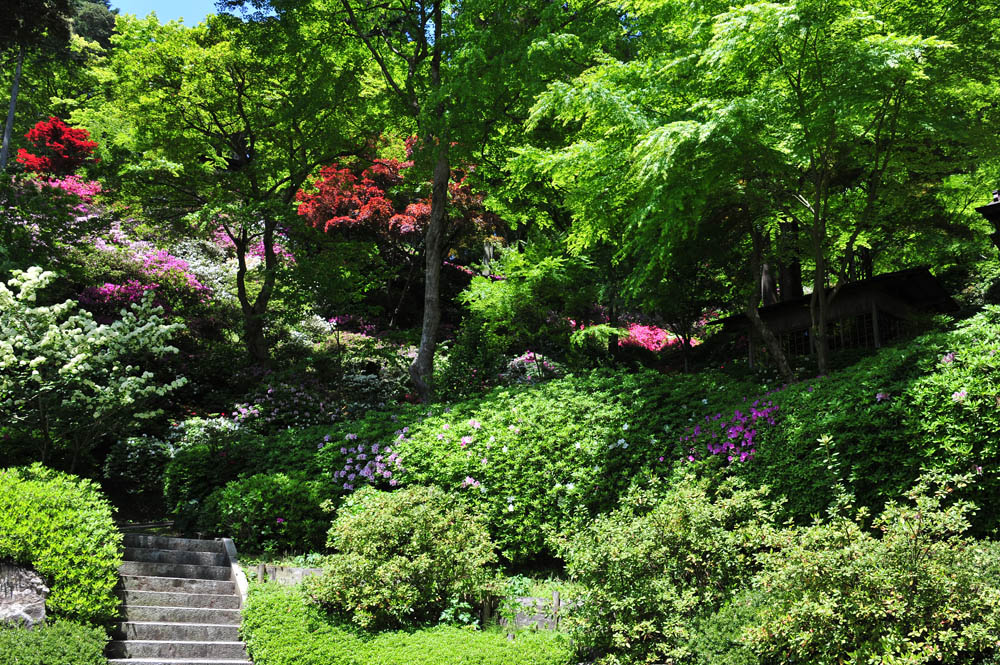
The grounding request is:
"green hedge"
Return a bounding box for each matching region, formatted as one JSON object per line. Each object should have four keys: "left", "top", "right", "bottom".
{"left": 0, "top": 464, "right": 122, "bottom": 624}
{"left": 199, "top": 472, "right": 329, "bottom": 554}
{"left": 241, "top": 583, "right": 573, "bottom": 665}
{"left": 0, "top": 619, "right": 107, "bottom": 665}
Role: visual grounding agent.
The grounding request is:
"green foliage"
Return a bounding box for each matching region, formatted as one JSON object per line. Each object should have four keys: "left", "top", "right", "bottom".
{"left": 0, "top": 619, "right": 107, "bottom": 665}
{"left": 559, "top": 474, "right": 780, "bottom": 665}
{"left": 200, "top": 472, "right": 330, "bottom": 555}
{"left": 242, "top": 583, "right": 573, "bottom": 665}
{"left": 307, "top": 485, "right": 497, "bottom": 630}
{"left": 0, "top": 464, "right": 121, "bottom": 624}
{"left": 162, "top": 418, "right": 323, "bottom": 521}
{"left": 744, "top": 473, "right": 1000, "bottom": 664}
{"left": 0, "top": 266, "right": 186, "bottom": 471}
{"left": 308, "top": 367, "right": 758, "bottom": 563}
{"left": 454, "top": 246, "right": 597, "bottom": 362}
{"left": 103, "top": 434, "right": 172, "bottom": 498}
{"left": 736, "top": 308, "right": 1000, "bottom": 530}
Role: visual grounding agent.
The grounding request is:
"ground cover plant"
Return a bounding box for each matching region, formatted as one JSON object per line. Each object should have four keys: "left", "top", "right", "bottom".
{"left": 242, "top": 583, "right": 574, "bottom": 665}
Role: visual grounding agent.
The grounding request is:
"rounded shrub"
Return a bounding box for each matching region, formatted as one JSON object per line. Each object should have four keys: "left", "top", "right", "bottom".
{"left": 0, "top": 464, "right": 122, "bottom": 624}
{"left": 200, "top": 472, "right": 329, "bottom": 554}
{"left": 0, "top": 619, "right": 108, "bottom": 665}
{"left": 559, "top": 474, "right": 779, "bottom": 665}
{"left": 307, "top": 485, "right": 497, "bottom": 630}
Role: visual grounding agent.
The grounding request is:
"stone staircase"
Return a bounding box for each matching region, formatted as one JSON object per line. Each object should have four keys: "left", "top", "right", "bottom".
{"left": 107, "top": 534, "right": 252, "bottom": 665}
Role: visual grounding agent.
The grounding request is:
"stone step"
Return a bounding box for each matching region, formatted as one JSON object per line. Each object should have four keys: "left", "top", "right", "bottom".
{"left": 124, "top": 605, "right": 241, "bottom": 625}
{"left": 115, "top": 621, "right": 240, "bottom": 642}
{"left": 125, "top": 547, "right": 229, "bottom": 567}
{"left": 124, "top": 534, "right": 226, "bottom": 554}
{"left": 120, "top": 561, "right": 234, "bottom": 581}
{"left": 121, "top": 575, "right": 236, "bottom": 595}
{"left": 122, "top": 590, "right": 240, "bottom": 609}
{"left": 107, "top": 660, "right": 251, "bottom": 665}
{"left": 107, "top": 639, "right": 247, "bottom": 660}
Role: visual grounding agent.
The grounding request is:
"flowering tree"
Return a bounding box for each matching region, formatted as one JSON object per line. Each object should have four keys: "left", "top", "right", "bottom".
{"left": 0, "top": 267, "right": 187, "bottom": 471}
{"left": 296, "top": 152, "right": 503, "bottom": 323}
{"left": 16, "top": 116, "right": 98, "bottom": 174}
{"left": 81, "top": 15, "right": 369, "bottom": 364}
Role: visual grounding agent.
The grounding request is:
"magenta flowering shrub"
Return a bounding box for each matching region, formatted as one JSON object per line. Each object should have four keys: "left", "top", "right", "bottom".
{"left": 618, "top": 323, "right": 683, "bottom": 353}
{"left": 79, "top": 225, "right": 211, "bottom": 321}
{"left": 42, "top": 175, "right": 101, "bottom": 206}
{"left": 676, "top": 397, "right": 781, "bottom": 464}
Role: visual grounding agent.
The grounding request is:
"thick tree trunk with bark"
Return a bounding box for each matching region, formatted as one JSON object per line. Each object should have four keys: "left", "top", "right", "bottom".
{"left": 1, "top": 45, "right": 25, "bottom": 171}
{"left": 409, "top": 147, "right": 450, "bottom": 401}
{"left": 234, "top": 218, "right": 279, "bottom": 366}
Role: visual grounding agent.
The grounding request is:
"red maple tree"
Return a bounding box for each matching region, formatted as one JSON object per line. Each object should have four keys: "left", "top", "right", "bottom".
{"left": 16, "top": 116, "right": 98, "bottom": 175}
{"left": 296, "top": 152, "right": 501, "bottom": 255}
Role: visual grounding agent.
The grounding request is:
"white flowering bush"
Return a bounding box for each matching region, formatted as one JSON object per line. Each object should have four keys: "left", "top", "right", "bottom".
{"left": 0, "top": 267, "right": 187, "bottom": 469}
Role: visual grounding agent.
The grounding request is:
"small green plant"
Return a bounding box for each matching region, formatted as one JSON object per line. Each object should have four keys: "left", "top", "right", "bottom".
{"left": 559, "top": 473, "right": 780, "bottom": 664}
{"left": 0, "top": 619, "right": 108, "bottom": 665}
{"left": 745, "top": 471, "right": 1000, "bottom": 665}
{"left": 307, "top": 485, "right": 497, "bottom": 630}
{"left": 200, "top": 472, "right": 329, "bottom": 554}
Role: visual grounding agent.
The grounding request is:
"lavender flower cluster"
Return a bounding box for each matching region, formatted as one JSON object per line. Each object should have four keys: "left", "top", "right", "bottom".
{"left": 322, "top": 435, "right": 402, "bottom": 491}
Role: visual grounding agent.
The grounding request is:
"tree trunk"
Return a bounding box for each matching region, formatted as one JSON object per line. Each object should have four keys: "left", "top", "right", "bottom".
{"left": 809, "top": 203, "right": 830, "bottom": 375}
{"left": 233, "top": 218, "right": 278, "bottom": 366}
{"left": 778, "top": 220, "right": 804, "bottom": 301}
{"left": 408, "top": 146, "right": 450, "bottom": 402}
{"left": 1, "top": 45, "right": 25, "bottom": 172}
{"left": 749, "top": 226, "right": 795, "bottom": 383}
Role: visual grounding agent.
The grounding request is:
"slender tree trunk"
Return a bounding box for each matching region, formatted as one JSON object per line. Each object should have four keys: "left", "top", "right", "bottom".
{"left": 778, "top": 220, "right": 803, "bottom": 301}
{"left": 809, "top": 198, "right": 830, "bottom": 375}
{"left": 409, "top": 146, "right": 450, "bottom": 401}
{"left": 1, "top": 45, "right": 26, "bottom": 172}
{"left": 749, "top": 226, "right": 795, "bottom": 383}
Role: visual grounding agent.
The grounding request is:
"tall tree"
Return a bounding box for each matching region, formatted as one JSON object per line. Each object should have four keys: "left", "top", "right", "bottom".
{"left": 0, "top": 0, "right": 74, "bottom": 170}
{"left": 74, "top": 13, "right": 369, "bottom": 364}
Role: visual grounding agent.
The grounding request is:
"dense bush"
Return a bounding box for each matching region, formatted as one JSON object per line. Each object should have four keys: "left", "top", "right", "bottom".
{"left": 0, "top": 464, "right": 121, "bottom": 624}
{"left": 243, "top": 583, "right": 573, "bottom": 665}
{"left": 0, "top": 619, "right": 107, "bottom": 665}
{"left": 315, "top": 368, "right": 758, "bottom": 562}
{"left": 162, "top": 418, "right": 323, "bottom": 521}
{"left": 200, "top": 472, "right": 330, "bottom": 554}
{"left": 560, "top": 474, "right": 779, "bottom": 665}
{"left": 743, "top": 473, "right": 1000, "bottom": 665}
{"left": 733, "top": 307, "right": 1000, "bottom": 529}
{"left": 307, "top": 485, "right": 497, "bottom": 630}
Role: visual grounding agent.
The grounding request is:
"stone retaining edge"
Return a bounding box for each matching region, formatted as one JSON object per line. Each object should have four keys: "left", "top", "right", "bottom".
{"left": 219, "top": 538, "right": 248, "bottom": 609}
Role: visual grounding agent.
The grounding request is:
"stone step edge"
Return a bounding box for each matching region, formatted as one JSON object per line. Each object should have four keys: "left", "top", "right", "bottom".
{"left": 121, "top": 590, "right": 239, "bottom": 605}
{"left": 126, "top": 605, "right": 240, "bottom": 613}
{"left": 125, "top": 547, "right": 228, "bottom": 560}
{"left": 108, "top": 640, "right": 247, "bottom": 645}
{"left": 122, "top": 534, "right": 225, "bottom": 550}
{"left": 108, "top": 661, "right": 251, "bottom": 665}
{"left": 118, "top": 621, "right": 243, "bottom": 629}
{"left": 120, "top": 574, "right": 235, "bottom": 586}
{"left": 119, "top": 562, "right": 234, "bottom": 579}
